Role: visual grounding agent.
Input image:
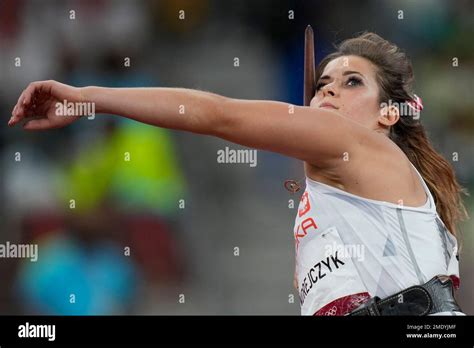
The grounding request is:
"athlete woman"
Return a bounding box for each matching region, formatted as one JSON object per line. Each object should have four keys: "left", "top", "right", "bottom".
{"left": 8, "top": 30, "right": 468, "bottom": 316}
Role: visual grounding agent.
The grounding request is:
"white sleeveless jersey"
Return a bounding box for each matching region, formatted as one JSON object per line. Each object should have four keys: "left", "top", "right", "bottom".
{"left": 293, "top": 162, "right": 461, "bottom": 316}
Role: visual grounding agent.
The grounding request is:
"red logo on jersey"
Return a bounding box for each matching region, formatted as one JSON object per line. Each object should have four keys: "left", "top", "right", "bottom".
{"left": 298, "top": 192, "right": 310, "bottom": 217}
{"left": 294, "top": 217, "right": 318, "bottom": 252}
{"left": 294, "top": 191, "right": 319, "bottom": 254}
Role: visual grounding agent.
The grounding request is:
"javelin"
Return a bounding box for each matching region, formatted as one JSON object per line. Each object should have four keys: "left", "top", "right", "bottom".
{"left": 304, "top": 25, "right": 316, "bottom": 107}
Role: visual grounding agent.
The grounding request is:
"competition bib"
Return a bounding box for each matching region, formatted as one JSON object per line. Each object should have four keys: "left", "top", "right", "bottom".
{"left": 297, "top": 226, "right": 370, "bottom": 315}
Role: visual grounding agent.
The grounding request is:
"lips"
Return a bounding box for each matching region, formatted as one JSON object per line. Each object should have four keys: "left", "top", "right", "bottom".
{"left": 319, "top": 102, "right": 338, "bottom": 109}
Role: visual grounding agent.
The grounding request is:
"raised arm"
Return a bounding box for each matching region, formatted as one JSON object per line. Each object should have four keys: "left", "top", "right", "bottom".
{"left": 9, "top": 80, "right": 372, "bottom": 168}
{"left": 212, "top": 97, "right": 370, "bottom": 167}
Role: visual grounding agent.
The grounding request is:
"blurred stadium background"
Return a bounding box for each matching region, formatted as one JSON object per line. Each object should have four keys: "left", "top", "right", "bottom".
{"left": 0, "top": 0, "right": 473, "bottom": 315}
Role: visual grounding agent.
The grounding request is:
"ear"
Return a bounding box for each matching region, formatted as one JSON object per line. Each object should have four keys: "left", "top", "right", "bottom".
{"left": 378, "top": 104, "right": 400, "bottom": 128}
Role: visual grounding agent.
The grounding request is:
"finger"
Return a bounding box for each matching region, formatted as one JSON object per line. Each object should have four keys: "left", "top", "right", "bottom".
{"left": 11, "top": 104, "right": 18, "bottom": 117}
{"left": 16, "top": 84, "right": 33, "bottom": 108}
{"left": 21, "top": 82, "right": 39, "bottom": 106}
{"left": 9, "top": 105, "right": 23, "bottom": 126}
{"left": 10, "top": 103, "right": 29, "bottom": 126}
{"left": 11, "top": 82, "right": 44, "bottom": 125}
{"left": 22, "top": 118, "right": 53, "bottom": 131}
{"left": 15, "top": 89, "right": 27, "bottom": 108}
{"left": 11, "top": 86, "right": 33, "bottom": 123}
{"left": 15, "top": 81, "right": 43, "bottom": 113}
{"left": 23, "top": 87, "right": 35, "bottom": 106}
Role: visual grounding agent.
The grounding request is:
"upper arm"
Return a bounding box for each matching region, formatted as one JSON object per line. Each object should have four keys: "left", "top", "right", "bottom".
{"left": 212, "top": 98, "right": 374, "bottom": 168}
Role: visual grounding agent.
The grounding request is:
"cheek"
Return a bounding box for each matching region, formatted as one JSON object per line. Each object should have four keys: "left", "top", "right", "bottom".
{"left": 340, "top": 90, "right": 380, "bottom": 121}
{"left": 309, "top": 95, "right": 319, "bottom": 108}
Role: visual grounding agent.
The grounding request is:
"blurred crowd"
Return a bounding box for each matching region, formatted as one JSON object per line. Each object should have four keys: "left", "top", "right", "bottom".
{"left": 0, "top": 0, "right": 473, "bottom": 314}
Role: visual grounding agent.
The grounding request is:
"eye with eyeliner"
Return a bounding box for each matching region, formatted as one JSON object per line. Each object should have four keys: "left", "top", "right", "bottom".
{"left": 316, "top": 81, "right": 325, "bottom": 91}
{"left": 316, "top": 75, "right": 363, "bottom": 91}
{"left": 346, "top": 76, "right": 363, "bottom": 87}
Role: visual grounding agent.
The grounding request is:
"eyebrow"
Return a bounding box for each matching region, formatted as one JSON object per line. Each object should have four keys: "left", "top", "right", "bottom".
{"left": 319, "top": 70, "right": 364, "bottom": 80}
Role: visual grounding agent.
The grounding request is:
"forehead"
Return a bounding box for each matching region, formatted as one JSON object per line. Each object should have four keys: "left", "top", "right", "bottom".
{"left": 322, "top": 55, "right": 377, "bottom": 78}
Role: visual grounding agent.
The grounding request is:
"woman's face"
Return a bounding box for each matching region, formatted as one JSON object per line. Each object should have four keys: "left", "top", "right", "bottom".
{"left": 310, "top": 55, "right": 384, "bottom": 131}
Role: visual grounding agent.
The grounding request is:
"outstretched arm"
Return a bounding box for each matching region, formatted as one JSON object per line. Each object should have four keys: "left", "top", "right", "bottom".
{"left": 9, "top": 80, "right": 372, "bottom": 168}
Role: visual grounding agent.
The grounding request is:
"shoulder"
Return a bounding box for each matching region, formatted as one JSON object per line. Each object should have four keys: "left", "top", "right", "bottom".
{"left": 307, "top": 133, "right": 416, "bottom": 197}
{"left": 309, "top": 130, "right": 404, "bottom": 173}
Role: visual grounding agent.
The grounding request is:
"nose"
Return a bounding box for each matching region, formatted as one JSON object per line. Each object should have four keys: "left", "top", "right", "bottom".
{"left": 311, "top": 81, "right": 339, "bottom": 107}
{"left": 321, "top": 83, "right": 337, "bottom": 97}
